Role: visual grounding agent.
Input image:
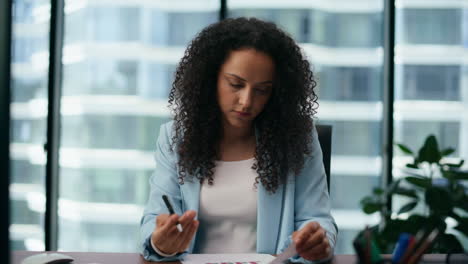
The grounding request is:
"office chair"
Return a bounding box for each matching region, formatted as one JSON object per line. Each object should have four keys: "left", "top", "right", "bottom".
{"left": 316, "top": 125, "right": 332, "bottom": 194}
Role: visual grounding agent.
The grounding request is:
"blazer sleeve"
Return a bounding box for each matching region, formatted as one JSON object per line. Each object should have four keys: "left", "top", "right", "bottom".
{"left": 282, "top": 125, "right": 338, "bottom": 263}
{"left": 139, "top": 122, "right": 188, "bottom": 262}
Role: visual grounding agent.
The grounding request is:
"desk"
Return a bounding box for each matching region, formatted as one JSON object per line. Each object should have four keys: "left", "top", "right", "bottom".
{"left": 13, "top": 251, "right": 448, "bottom": 264}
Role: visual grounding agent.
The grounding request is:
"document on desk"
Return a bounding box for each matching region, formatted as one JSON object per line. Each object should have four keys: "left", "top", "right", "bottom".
{"left": 267, "top": 243, "right": 297, "bottom": 264}
{"left": 182, "top": 244, "right": 297, "bottom": 264}
{"left": 182, "top": 253, "right": 275, "bottom": 264}
{"left": 182, "top": 243, "right": 297, "bottom": 264}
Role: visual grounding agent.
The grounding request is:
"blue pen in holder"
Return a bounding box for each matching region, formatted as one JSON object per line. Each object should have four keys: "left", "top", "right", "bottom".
{"left": 392, "top": 233, "right": 411, "bottom": 263}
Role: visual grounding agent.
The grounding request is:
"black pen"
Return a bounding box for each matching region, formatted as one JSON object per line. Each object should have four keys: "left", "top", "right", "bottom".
{"left": 162, "top": 195, "right": 183, "bottom": 232}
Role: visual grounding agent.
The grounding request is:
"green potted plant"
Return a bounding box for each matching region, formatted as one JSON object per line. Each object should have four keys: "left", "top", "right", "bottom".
{"left": 359, "top": 134, "right": 468, "bottom": 253}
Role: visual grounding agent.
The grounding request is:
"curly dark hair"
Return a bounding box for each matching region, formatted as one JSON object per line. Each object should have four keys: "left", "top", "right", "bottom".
{"left": 168, "top": 17, "right": 318, "bottom": 193}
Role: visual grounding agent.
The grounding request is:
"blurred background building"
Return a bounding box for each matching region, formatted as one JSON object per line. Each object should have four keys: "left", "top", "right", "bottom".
{"left": 10, "top": 0, "right": 468, "bottom": 254}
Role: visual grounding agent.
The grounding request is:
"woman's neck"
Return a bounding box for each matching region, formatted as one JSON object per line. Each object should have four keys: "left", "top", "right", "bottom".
{"left": 217, "top": 122, "right": 256, "bottom": 161}
{"left": 220, "top": 123, "right": 255, "bottom": 145}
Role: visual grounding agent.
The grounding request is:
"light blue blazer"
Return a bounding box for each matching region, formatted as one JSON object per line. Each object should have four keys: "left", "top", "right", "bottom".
{"left": 140, "top": 121, "right": 338, "bottom": 263}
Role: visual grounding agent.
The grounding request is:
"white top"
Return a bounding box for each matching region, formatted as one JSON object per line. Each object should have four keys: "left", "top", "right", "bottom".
{"left": 194, "top": 158, "right": 258, "bottom": 253}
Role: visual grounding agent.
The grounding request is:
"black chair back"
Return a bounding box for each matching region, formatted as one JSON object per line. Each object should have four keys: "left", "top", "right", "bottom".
{"left": 316, "top": 125, "right": 332, "bottom": 193}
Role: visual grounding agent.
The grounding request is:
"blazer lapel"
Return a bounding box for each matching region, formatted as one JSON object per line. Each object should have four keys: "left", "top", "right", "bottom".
{"left": 257, "top": 181, "right": 284, "bottom": 253}
{"left": 180, "top": 172, "right": 201, "bottom": 253}
{"left": 255, "top": 125, "right": 285, "bottom": 254}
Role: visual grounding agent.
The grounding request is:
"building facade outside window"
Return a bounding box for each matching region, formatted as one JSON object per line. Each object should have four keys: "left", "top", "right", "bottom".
{"left": 9, "top": 0, "right": 468, "bottom": 253}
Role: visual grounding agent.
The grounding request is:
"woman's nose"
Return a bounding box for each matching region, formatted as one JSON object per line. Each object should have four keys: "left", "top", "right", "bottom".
{"left": 239, "top": 89, "right": 253, "bottom": 109}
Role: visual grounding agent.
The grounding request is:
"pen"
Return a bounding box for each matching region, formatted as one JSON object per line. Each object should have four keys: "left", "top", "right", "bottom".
{"left": 162, "top": 195, "right": 183, "bottom": 232}
{"left": 398, "top": 229, "right": 424, "bottom": 264}
{"left": 364, "top": 226, "right": 371, "bottom": 264}
{"left": 407, "top": 229, "right": 439, "bottom": 264}
{"left": 392, "top": 233, "right": 411, "bottom": 263}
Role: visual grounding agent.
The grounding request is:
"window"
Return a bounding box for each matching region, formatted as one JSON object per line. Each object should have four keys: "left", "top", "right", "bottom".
{"left": 394, "top": 0, "right": 468, "bottom": 248}
{"left": 395, "top": 121, "right": 460, "bottom": 155}
{"left": 230, "top": 0, "right": 384, "bottom": 254}
{"left": 322, "top": 121, "right": 382, "bottom": 156}
{"left": 396, "top": 65, "right": 461, "bottom": 101}
{"left": 8, "top": 0, "right": 468, "bottom": 255}
{"left": 10, "top": 0, "right": 49, "bottom": 251}
{"left": 396, "top": 8, "right": 462, "bottom": 45}
{"left": 229, "top": 9, "right": 309, "bottom": 42}
{"left": 318, "top": 66, "right": 382, "bottom": 101}
{"left": 310, "top": 10, "right": 382, "bottom": 47}
{"left": 56, "top": 0, "right": 219, "bottom": 252}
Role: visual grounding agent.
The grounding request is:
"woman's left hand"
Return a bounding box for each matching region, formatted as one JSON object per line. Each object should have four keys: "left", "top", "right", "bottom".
{"left": 292, "top": 221, "right": 331, "bottom": 261}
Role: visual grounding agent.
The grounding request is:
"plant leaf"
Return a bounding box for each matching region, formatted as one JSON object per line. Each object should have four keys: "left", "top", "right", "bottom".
{"left": 454, "top": 217, "right": 468, "bottom": 237}
{"left": 449, "top": 211, "right": 462, "bottom": 222}
{"left": 425, "top": 187, "right": 453, "bottom": 216}
{"left": 451, "top": 184, "right": 465, "bottom": 199}
{"left": 454, "top": 225, "right": 468, "bottom": 237}
{"left": 405, "top": 176, "right": 431, "bottom": 188}
{"left": 394, "top": 187, "right": 418, "bottom": 199}
{"left": 406, "top": 163, "right": 419, "bottom": 169}
{"left": 360, "top": 196, "right": 383, "bottom": 214}
{"left": 362, "top": 202, "right": 383, "bottom": 214}
{"left": 443, "top": 170, "right": 468, "bottom": 181}
{"left": 360, "top": 196, "right": 373, "bottom": 204}
{"left": 444, "top": 159, "right": 464, "bottom": 168}
{"left": 402, "top": 169, "right": 425, "bottom": 177}
{"left": 432, "top": 233, "right": 464, "bottom": 253}
{"left": 406, "top": 214, "right": 428, "bottom": 227}
{"left": 440, "top": 148, "right": 455, "bottom": 156}
{"left": 417, "top": 135, "right": 441, "bottom": 164}
{"left": 426, "top": 216, "right": 448, "bottom": 233}
{"left": 397, "top": 201, "right": 418, "bottom": 214}
{"left": 373, "top": 188, "right": 384, "bottom": 195}
{"left": 454, "top": 195, "right": 468, "bottom": 212}
{"left": 387, "top": 179, "right": 401, "bottom": 194}
{"left": 396, "top": 143, "right": 414, "bottom": 155}
{"left": 380, "top": 219, "right": 408, "bottom": 245}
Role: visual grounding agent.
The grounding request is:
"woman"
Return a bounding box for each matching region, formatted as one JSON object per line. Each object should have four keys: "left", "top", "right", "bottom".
{"left": 140, "top": 17, "right": 337, "bottom": 263}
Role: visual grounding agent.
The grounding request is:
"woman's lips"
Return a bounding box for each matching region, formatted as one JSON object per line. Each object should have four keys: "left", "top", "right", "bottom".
{"left": 234, "top": 111, "right": 251, "bottom": 117}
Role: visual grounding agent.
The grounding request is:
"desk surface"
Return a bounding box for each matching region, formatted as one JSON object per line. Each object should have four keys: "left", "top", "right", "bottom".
{"left": 13, "top": 251, "right": 448, "bottom": 264}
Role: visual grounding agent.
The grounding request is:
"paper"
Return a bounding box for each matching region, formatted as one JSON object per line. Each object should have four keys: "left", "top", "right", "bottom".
{"left": 182, "top": 253, "right": 276, "bottom": 264}
{"left": 267, "top": 243, "right": 297, "bottom": 264}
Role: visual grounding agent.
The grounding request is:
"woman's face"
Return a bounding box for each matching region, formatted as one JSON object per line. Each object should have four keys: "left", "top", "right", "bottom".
{"left": 216, "top": 48, "right": 275, "bottom": 130}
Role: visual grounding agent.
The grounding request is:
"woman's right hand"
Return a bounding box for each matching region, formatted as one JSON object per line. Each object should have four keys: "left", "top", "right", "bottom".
{"left": 151, "top": 210, "right": 199, "bottom": 255}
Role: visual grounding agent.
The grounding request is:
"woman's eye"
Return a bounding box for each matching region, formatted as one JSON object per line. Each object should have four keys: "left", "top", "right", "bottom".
{"left": 255, "top": 88, "right": 269, "bottom": 95}
{"left": 230, "top": 83, "right": 243, "bottom": 88}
